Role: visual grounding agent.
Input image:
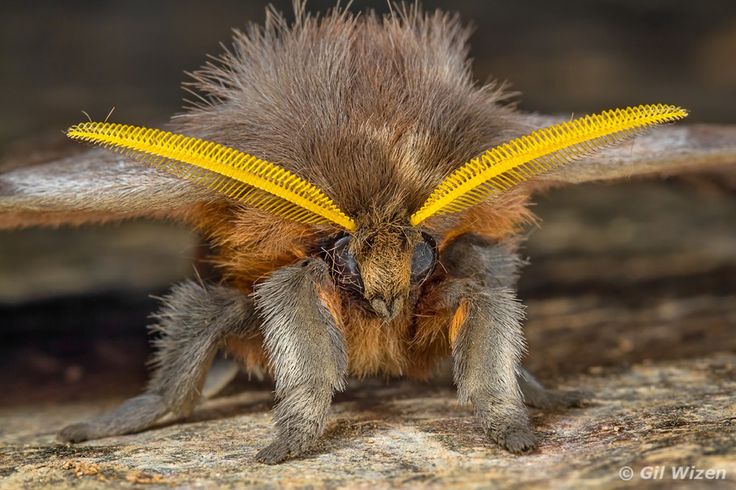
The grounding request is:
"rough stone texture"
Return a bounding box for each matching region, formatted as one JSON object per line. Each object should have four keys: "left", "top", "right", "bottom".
{"left": 0, "top": 355, "right": 735, "bottom": 489}
{"left": 1, "top": 357, "right": 735, "bottom": 489}
{"left": 1, "top": 180, "right": 735, "bottom": 489}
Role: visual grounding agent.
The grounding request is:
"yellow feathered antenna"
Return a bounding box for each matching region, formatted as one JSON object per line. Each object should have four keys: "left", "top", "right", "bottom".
{"left": 67, "top": 122, "right": 357, "bottom": 231}
{"left": 410, "top": 104, "right": 688, "bottom": 227}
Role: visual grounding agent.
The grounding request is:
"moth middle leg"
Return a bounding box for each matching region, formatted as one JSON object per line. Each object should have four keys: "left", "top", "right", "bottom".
{"left": 253, "top": 258, "right": 347, "bottom": 464}
{"left": 58, "top": 280, "right": 258, "bottom": 442}
{"left": 517, "top": 366, "right": 589, "bottom": 410}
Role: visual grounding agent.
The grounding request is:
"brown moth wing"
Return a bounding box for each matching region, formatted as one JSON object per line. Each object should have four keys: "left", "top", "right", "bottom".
{"left": 0, "top": 148, "right": 211, "bottom": 229}
{"left": 519, "top": 114, "right": 736, "bottom": 188}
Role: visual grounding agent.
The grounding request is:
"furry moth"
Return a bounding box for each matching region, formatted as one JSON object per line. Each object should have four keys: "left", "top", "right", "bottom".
{"left": 1, "top": 4, "right": 735, "bottom": 464}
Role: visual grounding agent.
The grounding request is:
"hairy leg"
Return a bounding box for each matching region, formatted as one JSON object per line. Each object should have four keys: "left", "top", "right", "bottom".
{"left": 59, "top": 280, "right": 258, "bottom": 442}
{"left": 438, "top": 233, "right": 585, "bottom": 453}
{"left": 444, "top": 233, "right": 589, "bottom": 411}
{"left": 447, "top": 279, "right": 537, "bottom": 453}
{"left": 253, "top": 259, "right": 347, "bottom": 464}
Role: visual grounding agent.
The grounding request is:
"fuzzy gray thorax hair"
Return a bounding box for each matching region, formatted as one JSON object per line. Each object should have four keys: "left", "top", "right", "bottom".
{"left": 174, "top": 5, "right": 524, "bottom": 225}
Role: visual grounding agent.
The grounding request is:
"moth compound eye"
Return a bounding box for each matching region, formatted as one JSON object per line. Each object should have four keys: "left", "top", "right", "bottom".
{"left": 328, "top": 235, "right": 364, "bottom": 294}
{"left": 411, "top": 232, "right": 437, "bottom": 285}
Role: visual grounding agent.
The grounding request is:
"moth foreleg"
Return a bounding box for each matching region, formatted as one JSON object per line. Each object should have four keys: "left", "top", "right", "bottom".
{"left": 253, "top": 259, "right": 347, "bottom": 464}
{"left": 438, "top": 234, "right": 534, "bottom": 452}
{"left": 448, "top": 281, "right": 536, "bottom": 453}
{"left": 58, "top": 280, "right": 258, "bottom": 442}
{"left": 444, "top": 233, "right": 590, "bottom": 411}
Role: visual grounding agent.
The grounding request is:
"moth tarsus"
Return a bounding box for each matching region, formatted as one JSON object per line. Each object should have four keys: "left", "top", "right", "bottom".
{"left": 1, "top": 4, "right": 734, "bottom": 464}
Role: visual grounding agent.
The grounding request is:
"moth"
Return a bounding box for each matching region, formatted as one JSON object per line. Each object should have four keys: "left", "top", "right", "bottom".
{"left": 1, "top": 5, "right": 735, "bottom": 465}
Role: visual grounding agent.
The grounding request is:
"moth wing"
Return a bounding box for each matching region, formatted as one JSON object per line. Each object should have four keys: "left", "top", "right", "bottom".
{"left": 0, "top": 148, "right": 210, "bottom": 230}
{"left": 523, "top": 114, "right": 736, "bottom": 187}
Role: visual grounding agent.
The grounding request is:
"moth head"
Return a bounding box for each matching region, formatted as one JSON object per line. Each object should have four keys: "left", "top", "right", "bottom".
{"left": 321, "top": 222, "right": 437, "bottom": 320}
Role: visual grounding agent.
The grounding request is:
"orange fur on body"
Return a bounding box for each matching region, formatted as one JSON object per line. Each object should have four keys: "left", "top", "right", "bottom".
{"left": 189, "top": 191, "right": 535, "bottom": 380}
{"left": 448, "top": 300, "right": 470, "bottom": 347}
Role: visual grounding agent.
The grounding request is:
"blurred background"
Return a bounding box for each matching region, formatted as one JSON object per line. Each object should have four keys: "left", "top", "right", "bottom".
{"left": 1, "top": 1, "right": 735, "bottom": 405}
